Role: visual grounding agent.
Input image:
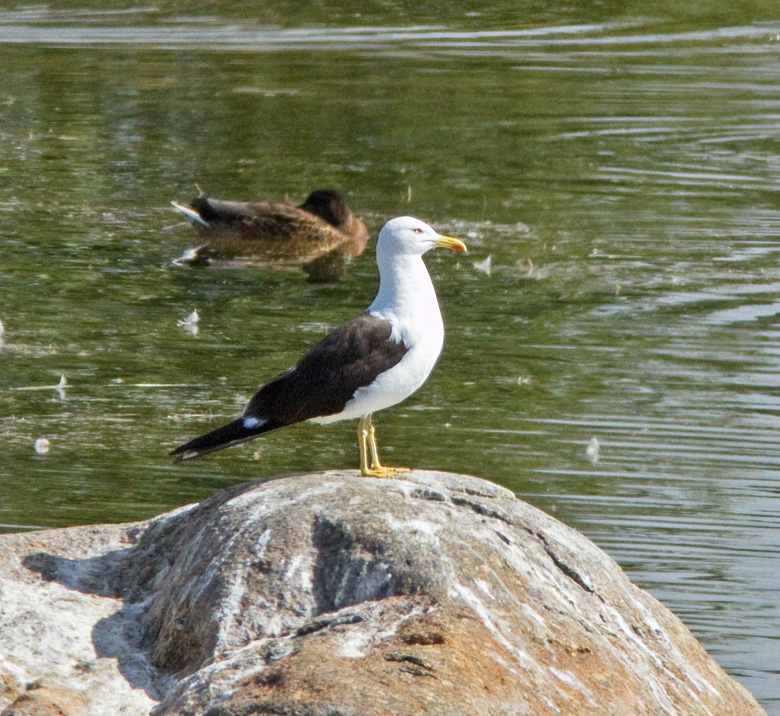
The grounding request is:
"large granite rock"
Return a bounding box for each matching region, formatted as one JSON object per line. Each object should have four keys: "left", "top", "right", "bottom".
{"left": 0, "top": 470, "right": 765, "bottom": 716}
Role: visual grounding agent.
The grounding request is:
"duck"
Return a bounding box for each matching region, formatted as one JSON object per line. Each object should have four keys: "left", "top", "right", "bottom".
{"left": 171, "top": 189, "right": 370, "bottom": 281}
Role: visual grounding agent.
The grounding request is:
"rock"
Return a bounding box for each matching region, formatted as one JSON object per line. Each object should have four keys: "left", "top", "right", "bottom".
{"left": 0, "top": 470, "right": 766, "bottom": 716}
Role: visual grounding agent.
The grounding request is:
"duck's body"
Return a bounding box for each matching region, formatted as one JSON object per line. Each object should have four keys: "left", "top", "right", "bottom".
{"left": 170, "top": 216, "right": 466, "bottom": 476}
{"left": 171, "top": 189, "right": 370, "bottom": 280}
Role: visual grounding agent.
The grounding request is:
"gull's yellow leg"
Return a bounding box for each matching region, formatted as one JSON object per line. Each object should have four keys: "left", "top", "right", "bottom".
{"left": 363, "top": 414, "right": 410, "bottom": 478}
{"left": 357, "top": 416, "right": 372, "bottom": 476}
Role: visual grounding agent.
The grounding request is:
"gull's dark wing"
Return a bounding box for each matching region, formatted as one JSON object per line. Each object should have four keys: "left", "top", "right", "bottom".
{"left": 170, "top": 314, "right": 408, "bottom": 462}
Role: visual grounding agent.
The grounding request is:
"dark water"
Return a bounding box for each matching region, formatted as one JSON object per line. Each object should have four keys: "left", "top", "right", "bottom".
{"left": 1, "top": 4, "right": 780, "bottom": 710}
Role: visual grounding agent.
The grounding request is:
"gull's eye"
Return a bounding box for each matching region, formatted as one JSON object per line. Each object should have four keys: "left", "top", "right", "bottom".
{"left": 413, "top": 228, "right": 423, "bottom": 234}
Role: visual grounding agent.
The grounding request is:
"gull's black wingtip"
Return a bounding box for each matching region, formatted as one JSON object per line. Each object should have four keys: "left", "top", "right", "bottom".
{"left": 169, "top": 442, "right": 207, "bottom": 464}
{"left": 169, "top": 447, "right": 191, "bottom": 464}
{"left": 170, "top": 417, "right": 277, "bottom": 464}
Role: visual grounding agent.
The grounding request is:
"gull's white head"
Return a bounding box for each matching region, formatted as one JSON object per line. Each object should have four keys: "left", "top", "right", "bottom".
{"left": 376, "top": 216, "right": 467, "bottom": 258}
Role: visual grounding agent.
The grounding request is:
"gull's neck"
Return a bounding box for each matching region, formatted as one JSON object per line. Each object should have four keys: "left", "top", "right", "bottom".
{"left": 367, "top": 252, "right": 441, "bottom": 337}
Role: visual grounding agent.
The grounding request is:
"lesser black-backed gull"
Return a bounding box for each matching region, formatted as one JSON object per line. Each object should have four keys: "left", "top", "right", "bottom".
{"left": 170, "top": 216, "right": 466, "bottom": 477}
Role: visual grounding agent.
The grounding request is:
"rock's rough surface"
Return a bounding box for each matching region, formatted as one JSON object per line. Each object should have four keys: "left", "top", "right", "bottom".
{"left": 0, "top": 471, "right": 766, "bottom": 716}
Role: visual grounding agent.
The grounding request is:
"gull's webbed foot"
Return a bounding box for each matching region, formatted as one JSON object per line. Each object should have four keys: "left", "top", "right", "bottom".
{"left": 361, "top": 464, "right": 411, "bottom": 479}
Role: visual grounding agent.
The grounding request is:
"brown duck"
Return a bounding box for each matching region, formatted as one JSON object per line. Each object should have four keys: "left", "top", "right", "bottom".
{"left": 171, "top": 189, "right": 370, "bottom": 281}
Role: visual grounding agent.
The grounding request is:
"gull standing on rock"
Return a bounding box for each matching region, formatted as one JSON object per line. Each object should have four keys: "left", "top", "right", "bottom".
{"left": 170, "top": 216, "right": 466, "bottom": 476}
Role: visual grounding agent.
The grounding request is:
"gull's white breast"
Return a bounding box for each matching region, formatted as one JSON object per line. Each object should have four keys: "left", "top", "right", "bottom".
{"left": 313, "top": 252, "right": 445, "bottom": 424}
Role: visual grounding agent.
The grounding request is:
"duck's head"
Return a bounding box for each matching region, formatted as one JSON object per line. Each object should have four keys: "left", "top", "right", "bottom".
{"left": 301, "top": 190, "right": 351, "bottom": 228}
{"left": 303, "top": 189, "right": 371, "bottom": 254}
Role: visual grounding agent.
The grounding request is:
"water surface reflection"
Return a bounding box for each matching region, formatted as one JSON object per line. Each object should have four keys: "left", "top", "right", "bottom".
{"left": 1, "top": 8, "right": 779, "bottom": 711}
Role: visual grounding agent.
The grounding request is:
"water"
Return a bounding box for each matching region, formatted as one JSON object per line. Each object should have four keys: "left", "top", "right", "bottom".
{"left": 1, "top": 4, "right": 780, "bottom": 710}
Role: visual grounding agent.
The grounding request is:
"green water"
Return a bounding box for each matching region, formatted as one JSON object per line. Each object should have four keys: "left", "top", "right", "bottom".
{"left": 1, "top": 3, "right": 780, "bottom": 710}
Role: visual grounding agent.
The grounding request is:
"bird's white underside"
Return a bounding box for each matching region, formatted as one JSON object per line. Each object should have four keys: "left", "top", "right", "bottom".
{"left": 312, "top": 233, "right": 446, "bottom": 424}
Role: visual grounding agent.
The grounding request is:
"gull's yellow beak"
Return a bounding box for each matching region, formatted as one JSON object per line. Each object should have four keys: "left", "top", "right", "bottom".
{"left": 435, "top": 234, "right": 467, "bottom": 253}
